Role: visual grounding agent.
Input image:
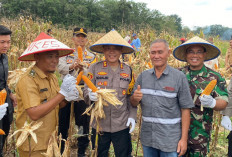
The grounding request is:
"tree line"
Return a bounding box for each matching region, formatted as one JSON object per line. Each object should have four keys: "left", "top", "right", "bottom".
{"left": 0, "top": 0, "right": 231, "bottom": 39}
{"left": 0, "top": 0, "right": 182, "bottom": 33}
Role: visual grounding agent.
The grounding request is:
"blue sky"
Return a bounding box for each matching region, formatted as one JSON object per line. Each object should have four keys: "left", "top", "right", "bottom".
{"left": 134, "top": 0, "right": 232, "bottom": 29}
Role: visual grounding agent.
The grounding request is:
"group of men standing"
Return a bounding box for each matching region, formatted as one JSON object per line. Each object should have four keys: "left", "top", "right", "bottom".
{"left": 0, "top": 24, "right": 231, "bottom": 157}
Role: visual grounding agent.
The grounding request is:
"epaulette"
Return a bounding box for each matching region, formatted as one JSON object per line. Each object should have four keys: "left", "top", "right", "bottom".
{"left": 29, "top": 69, "right": 36, "bottom": 77}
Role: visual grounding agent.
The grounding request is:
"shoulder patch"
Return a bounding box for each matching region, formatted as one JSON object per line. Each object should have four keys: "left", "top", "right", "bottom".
{"left": 127, "top": 71, "right": 135, "bottom": 95}
{"left": 87, "top": 72, "right": 94, "bottom": 80}
{"left": 103, "top": 61, "right": 107, "bottom": 67}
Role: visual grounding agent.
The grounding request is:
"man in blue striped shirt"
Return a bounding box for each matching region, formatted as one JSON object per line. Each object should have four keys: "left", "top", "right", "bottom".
{"left": 130, "top": 39, "right": 194, "bottom": 157}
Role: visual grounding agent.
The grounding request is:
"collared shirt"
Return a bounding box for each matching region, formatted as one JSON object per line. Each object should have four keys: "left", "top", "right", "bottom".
{"left": 130, "top": 38, "right": 141, "bottom": 51}
{"left": 58, "top": 48, "right": 95, "bottom": 80}
{"left": 16, "top": 65, "right": 60, "bottom": 151}
{"left": 133, "top": 65, "right": 194, "bottom": 152}
{"left": 84, "top": 61, "right": 137, "bottom": 133}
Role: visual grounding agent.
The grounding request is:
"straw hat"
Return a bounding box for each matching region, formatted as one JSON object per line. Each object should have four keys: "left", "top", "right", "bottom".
{"left": 90, "top": 29, "right": 134, "bottom": 54}
{"left": 173, "top": 36, "right": 220, "bottom": 62}
{"left": 19, "top": 32, "right": 74, "bottom": 61}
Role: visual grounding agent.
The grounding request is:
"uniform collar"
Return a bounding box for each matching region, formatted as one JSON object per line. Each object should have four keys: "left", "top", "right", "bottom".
{"left": 33, "top": 65, "right": 48, "bottom": 79}
{"left": 188, "top": 65, "right": 208, "bottom": 77}
{"left": 102, "top": 60, "right": 123, "bottom": 70}
{"left": 150, "top": 64, "right": 170, "bottom": 75}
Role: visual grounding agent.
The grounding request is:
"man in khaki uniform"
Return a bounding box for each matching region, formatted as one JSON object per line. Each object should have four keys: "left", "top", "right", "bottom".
{"left": 84, "top": 30, "right": 137, "bottom": 157}
{"left": 58, "top": 27, "right": 95, "bottom": 156}
{"left": 16, "top": 32, "right": 79, "bottom": 156}
{"left": 225, "top": 38, "right": 232, "bottom": 70}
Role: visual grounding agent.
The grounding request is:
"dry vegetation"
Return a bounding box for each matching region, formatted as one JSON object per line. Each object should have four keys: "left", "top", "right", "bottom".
{"left": 1, "top": 16, "right": 231, "bottom": 156}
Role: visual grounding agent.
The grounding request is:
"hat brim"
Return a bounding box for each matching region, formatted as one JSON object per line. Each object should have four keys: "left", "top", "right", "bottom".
{"left": 90, "top": 30, "right": 135, "bottom": 54}
{"left": 90, "top": 43, "right": 134, "bottom": 54}
{"left": 18, "top": 49, "right": 74, "bottom": 61}
{"left": 173, "top": 42, "right": 220, "bottom": 62}
{"left": 73, "top": 32, "right": 87, "bottom": 37}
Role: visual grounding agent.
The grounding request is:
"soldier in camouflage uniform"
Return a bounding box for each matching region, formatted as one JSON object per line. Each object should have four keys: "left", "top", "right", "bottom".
{"left": 173, "top": 36, "right": 228, "bottom": 157}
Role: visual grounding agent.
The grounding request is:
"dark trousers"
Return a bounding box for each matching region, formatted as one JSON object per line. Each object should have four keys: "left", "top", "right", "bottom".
{"left": 0, "top": 115, "right": 11, "bottom": 157}
{"left": 228, "top": 131, "right": 232, "bottom": 157}
{"left": 91, "top": 128, "right": 132, "bottom": 157}
{"left": 58, "top": 100, "right": 90, "bottom": 155}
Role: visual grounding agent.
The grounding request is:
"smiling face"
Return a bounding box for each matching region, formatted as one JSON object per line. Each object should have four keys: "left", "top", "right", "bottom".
{"left": 0, "top": 35, "right": 11, "bottom": 54}
{"left": 72, "top": 34, "right": 88, "bottom": 48}
{"left": 149, "top": 42, "right": 170, "bottom": 69}
{"left": 103, "top": 45, "right": 122, "bottom": 66}
{"left": 34, "top": 51, "right": 59, "bottom": 75}
{"left": 185, "top": 45, "right": 206, "bottom": 70}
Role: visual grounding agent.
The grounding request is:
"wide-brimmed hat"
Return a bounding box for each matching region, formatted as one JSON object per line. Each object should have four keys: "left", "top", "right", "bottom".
{"left": 90, "top": 29, "right": 134, "bottom": 54}
{"left": 19, "top": 32, "right": 74, "bottom": 61}
{"left": 173, "top": 36, "right": 220, "bottom": 62}
{"left": 73, "top": 27, "right": 87, "bottom": 37}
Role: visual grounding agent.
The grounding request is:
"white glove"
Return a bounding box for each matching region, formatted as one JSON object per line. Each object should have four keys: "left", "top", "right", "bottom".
{"left": 221, "top": 116, "right": 232, "bottom": 131}
{"left": 126, "top": 118, "right": 135, "bottom": 133}
{"left": 59, "top": 74, "right": 77, "bottom": 97}
{"left": 65, "top": 86, "right": 79, "bottom": 102}
{"left": 88, "top": 88, "right": 98, "bottom": 101}
{"left": 0, "top": 103, "right": 8, "bottom": 120}
{"left": 199, "top": 94, "right": 216, "bottom": 108}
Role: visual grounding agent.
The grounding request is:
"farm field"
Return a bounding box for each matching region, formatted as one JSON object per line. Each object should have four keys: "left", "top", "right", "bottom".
{"left": 1, "top": 16, "right": 231, "bottom": 157}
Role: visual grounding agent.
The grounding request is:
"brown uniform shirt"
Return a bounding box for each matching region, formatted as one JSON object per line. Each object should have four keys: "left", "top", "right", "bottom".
{"left": 84, "top": 61, "right": 137, "bottom": 133}
{"left": 16, "top": 65, "right": 60, "bottom": 151}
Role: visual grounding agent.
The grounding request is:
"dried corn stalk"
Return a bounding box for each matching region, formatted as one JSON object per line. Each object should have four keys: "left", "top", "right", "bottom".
{"left": 9, "top": 121, "right": 43, "bottom": 147}
{"left": 42, "top": 130, "right": 69, "bottom": 157}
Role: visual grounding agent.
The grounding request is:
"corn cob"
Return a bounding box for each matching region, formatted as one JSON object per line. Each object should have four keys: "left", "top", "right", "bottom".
{"left": 200, "top": 79, "right": 217, "bottom": 111}
{"left": 82, "top": 75, "right": 98, "bottom": 92}
{"left": 0, "top": 89, "right": 7, "bottom": 105}
{"left": 0, "top": 129, "right": 5, "bottom": 135}
{"left": 214, "top": 63, "right": 218, "bottom": 70}
{"left": 77, "top": 46, "right": 83, "bottom": 62}
{"left": 76, "top": 71, "right": 83, "bottom": 85}
{"left": 148, "top": 62, "right": 153, "bottom": 68}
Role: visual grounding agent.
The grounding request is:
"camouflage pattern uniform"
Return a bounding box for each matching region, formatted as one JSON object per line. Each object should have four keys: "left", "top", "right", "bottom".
{"left": 179, "top": 65, "right": 228, "bottom": 157}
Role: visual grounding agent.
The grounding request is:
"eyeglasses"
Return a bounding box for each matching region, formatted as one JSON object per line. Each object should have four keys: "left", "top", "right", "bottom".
{"left": 186, "top": 50, "right": 205, "bottom": 55}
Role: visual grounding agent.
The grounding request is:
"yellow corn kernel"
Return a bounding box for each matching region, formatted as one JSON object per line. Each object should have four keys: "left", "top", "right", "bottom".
{"left": 77, "top": 46, "right": 83, "bottom": 62}
{"left": 76, "top": 71, "right": 83, "bottom": 85}
{"left": 82, "top": 75, "right": 98, "bottom": 92}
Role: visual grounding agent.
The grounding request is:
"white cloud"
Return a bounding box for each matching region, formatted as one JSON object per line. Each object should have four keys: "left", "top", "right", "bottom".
{"left": 133, "top": 0, "right": 232, "bottom": 29}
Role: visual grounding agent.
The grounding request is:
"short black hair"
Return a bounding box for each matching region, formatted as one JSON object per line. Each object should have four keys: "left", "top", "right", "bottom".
{"left": 0, "top": 25, "right": 12, "bottom": 35}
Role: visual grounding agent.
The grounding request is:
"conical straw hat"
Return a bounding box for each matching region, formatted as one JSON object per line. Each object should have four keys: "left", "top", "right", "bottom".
{"left": 173, "top": 36, "right": 220, "bottom": 62}
{"left": 90, "top": 29, "right": 134, "bottom": 54}
{"left": 19, "top": 32, "right": 74, "bottom": 61}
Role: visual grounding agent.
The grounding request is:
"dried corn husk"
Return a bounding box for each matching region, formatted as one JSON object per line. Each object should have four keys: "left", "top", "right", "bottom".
{"left": 83, "top": 88, "right": 123, "bottom": 125}
{"left": 9, "top": 121, "right": 43, "bottom": 147}
{"left": 76, "top": 85, "right": 84, "bottom": 100}
{"left": 42, "top": 130, "right": 70, "bottom": 157}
